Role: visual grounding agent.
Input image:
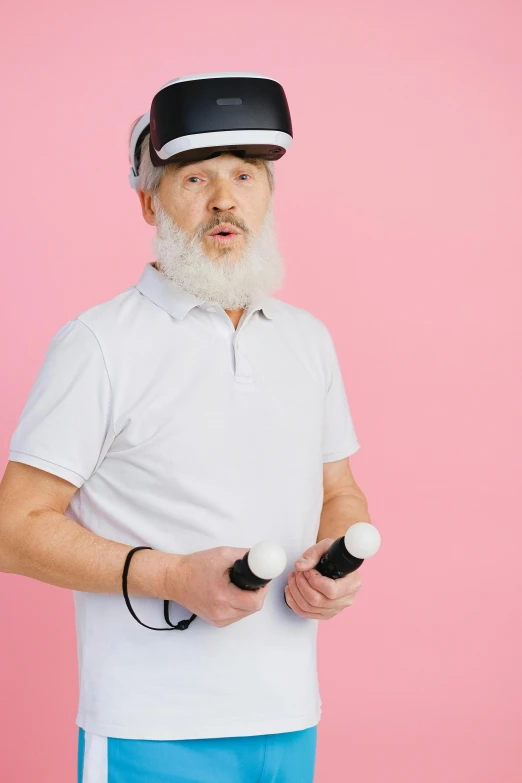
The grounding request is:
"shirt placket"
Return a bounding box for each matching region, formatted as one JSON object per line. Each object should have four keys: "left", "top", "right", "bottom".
{"left": 202, "top": 305, "right": 256, "bottom": 386}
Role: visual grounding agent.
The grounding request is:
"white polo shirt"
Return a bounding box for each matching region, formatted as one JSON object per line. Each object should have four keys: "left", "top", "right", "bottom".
{"left": 9, "top": 261, "right": 360, "bottom": 741}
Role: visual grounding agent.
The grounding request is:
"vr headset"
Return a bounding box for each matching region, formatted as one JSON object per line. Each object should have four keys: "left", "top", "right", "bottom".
{"left": 128, "top": 71, "right": 293, "bottom": 191}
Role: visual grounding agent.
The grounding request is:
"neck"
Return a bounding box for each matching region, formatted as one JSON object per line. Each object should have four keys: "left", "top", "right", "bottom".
{"left": 225, "top": 309, "right": 244, "bottom": 329}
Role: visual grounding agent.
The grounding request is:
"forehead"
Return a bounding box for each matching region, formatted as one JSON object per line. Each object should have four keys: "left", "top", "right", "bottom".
{"left": 170, "top": 155, "right": 265, "bottom": 173}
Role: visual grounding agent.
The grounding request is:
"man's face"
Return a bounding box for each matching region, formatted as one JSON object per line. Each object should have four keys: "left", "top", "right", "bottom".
{"left": 151, "top": 154, "right": 271, "bottom": 263}
{"left": 138, "top": 153, "right": 284, "bottom": 312}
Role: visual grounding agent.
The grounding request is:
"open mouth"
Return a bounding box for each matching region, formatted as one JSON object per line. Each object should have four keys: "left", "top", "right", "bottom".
{"left": 208, "top": 233, "right": 239, "bottom": 243}
{"left": 206, "top": 223, "right": 242, "bottom": 242}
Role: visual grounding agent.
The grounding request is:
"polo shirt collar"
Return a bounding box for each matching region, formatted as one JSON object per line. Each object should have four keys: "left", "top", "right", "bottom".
{"left": 135, "top": 262, "right": 276, "bottom": 320}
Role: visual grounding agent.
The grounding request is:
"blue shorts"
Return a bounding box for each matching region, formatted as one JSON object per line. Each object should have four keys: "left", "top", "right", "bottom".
{"left": 78, "top": 725, "right": 317, "bottom": 783}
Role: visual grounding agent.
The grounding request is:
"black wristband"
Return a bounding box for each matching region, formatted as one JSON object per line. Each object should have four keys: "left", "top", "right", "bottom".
{"left": 122, "top": 546, "right": 197, "bottom": 631}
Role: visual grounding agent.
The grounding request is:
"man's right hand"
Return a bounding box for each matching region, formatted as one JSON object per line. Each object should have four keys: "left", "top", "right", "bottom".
{"left": 164, "top": 546, "right": 270, "bottom": 628}
{"left": 0, "top": 464, "right": 270, "bottom": 622}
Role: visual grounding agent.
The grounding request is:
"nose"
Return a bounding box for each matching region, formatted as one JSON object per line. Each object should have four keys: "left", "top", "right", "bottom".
{"left": 208, "top": 179, "right": 236, "bottom": 214}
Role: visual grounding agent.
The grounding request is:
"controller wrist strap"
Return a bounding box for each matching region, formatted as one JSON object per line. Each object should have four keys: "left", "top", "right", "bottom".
{"left": 122, "top": 546, "right": 197, "bottom": 631}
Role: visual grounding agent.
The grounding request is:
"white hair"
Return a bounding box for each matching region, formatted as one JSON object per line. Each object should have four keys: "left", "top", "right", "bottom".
{"left": 128, "top": 115, "right": 275, "bottom": 194}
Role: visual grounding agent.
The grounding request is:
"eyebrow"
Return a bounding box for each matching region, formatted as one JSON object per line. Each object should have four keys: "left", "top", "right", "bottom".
{"left": 172, "top": 157, "right": 264, "bottom": 172}
{"left": 242, "top": 157, "right": 264, "bottom": 168}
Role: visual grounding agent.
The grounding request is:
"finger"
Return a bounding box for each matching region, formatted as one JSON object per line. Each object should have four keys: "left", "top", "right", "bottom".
{"left": 287, "top": 572, "right": 313, "bottom": 613}
{"left": 305, "top": 569, "right": 361, "bottom": 600}
{"left": 210, "top": 607, "right": 252, "bottom": 627}
{"left": 294, "top": 571, "right": 329, "bottom": 610}
{"left": 222, "top": 611, "right": 255, "bottom": 626}
{"left": 288, "top": 572, "right": 320, "bottom": 614}
{"left": 301, "top": 573, "right": 355, "bottom": 612}
{"left": 334, "top": 570, "right": 362, "bottom": 593}
{"left": 284, "top": 585, "right": 325, "bottom": 620}
{"left": 294, "top": 538, "right": 334, "bottom": 572}
{"left": 230, "top": 610, "right": 255, "bottom": 622}
{"left": 302, "top": 569, "right": 339, "bottom": 600}
{"left": 229, "top": 582, "right": 269, "bottom": 611}
{"left": 229, "top": 603, "right": 262, "bottom": 616}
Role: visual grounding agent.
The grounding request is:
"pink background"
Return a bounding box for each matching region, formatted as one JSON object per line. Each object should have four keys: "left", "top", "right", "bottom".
{"left": 1, "top": 1, "right": 521, "bottom": 781}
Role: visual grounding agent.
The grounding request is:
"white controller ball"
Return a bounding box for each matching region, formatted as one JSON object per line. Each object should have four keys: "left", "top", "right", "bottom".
{"left": 247, "top": 541, "right": 287, "bottom": 580}
{"left": 344, "top": 522, "right": 381, "bottom": 559}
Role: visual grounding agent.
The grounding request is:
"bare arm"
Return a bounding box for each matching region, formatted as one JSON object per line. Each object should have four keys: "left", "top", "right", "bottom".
{"left": 318, "top": 456, "right": 371, "bottom": 542}
{"left": 0, "top": 461, "right": 270, "bottom": 627}
{"left": 0, "top": 461, "right": 178, "bottom": 599}
{"left": 285, "top": 457, "right": 369, "bottom": 620}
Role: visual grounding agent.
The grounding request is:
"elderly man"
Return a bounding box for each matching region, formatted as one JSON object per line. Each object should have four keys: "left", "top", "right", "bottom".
{"left": 0, "top": 89, "right": 371, "bottom": 782}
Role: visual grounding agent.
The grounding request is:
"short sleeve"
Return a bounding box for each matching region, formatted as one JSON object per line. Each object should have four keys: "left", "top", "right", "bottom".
{"left": 321, "top": 326, "right": 361, "bottom": 462}
{"left": 9, "top": 318, "right": 113, "bottom": 488}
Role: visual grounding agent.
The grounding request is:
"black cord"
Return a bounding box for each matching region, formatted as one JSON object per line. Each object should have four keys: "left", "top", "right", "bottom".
{"left": 122, "top": 546, "right": 197, "bottom": 631}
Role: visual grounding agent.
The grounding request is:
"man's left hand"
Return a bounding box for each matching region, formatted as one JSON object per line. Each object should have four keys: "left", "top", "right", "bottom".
{"left": 285, "top": 538, "right": 362, "bottom": 620}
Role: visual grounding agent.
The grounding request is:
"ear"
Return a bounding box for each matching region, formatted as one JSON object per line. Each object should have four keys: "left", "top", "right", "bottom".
{"left": 137, "top": 190, "right": 157, "bottom": 227}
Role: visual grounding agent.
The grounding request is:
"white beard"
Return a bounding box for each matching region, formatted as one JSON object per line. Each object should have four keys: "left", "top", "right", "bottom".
{"left": 150, "top": 194, "right": 286, "bottom": 311}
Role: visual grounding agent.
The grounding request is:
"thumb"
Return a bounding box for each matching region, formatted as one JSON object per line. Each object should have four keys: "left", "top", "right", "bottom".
{"left": 294, "top": 538, "right": 334, "bottom": 572}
